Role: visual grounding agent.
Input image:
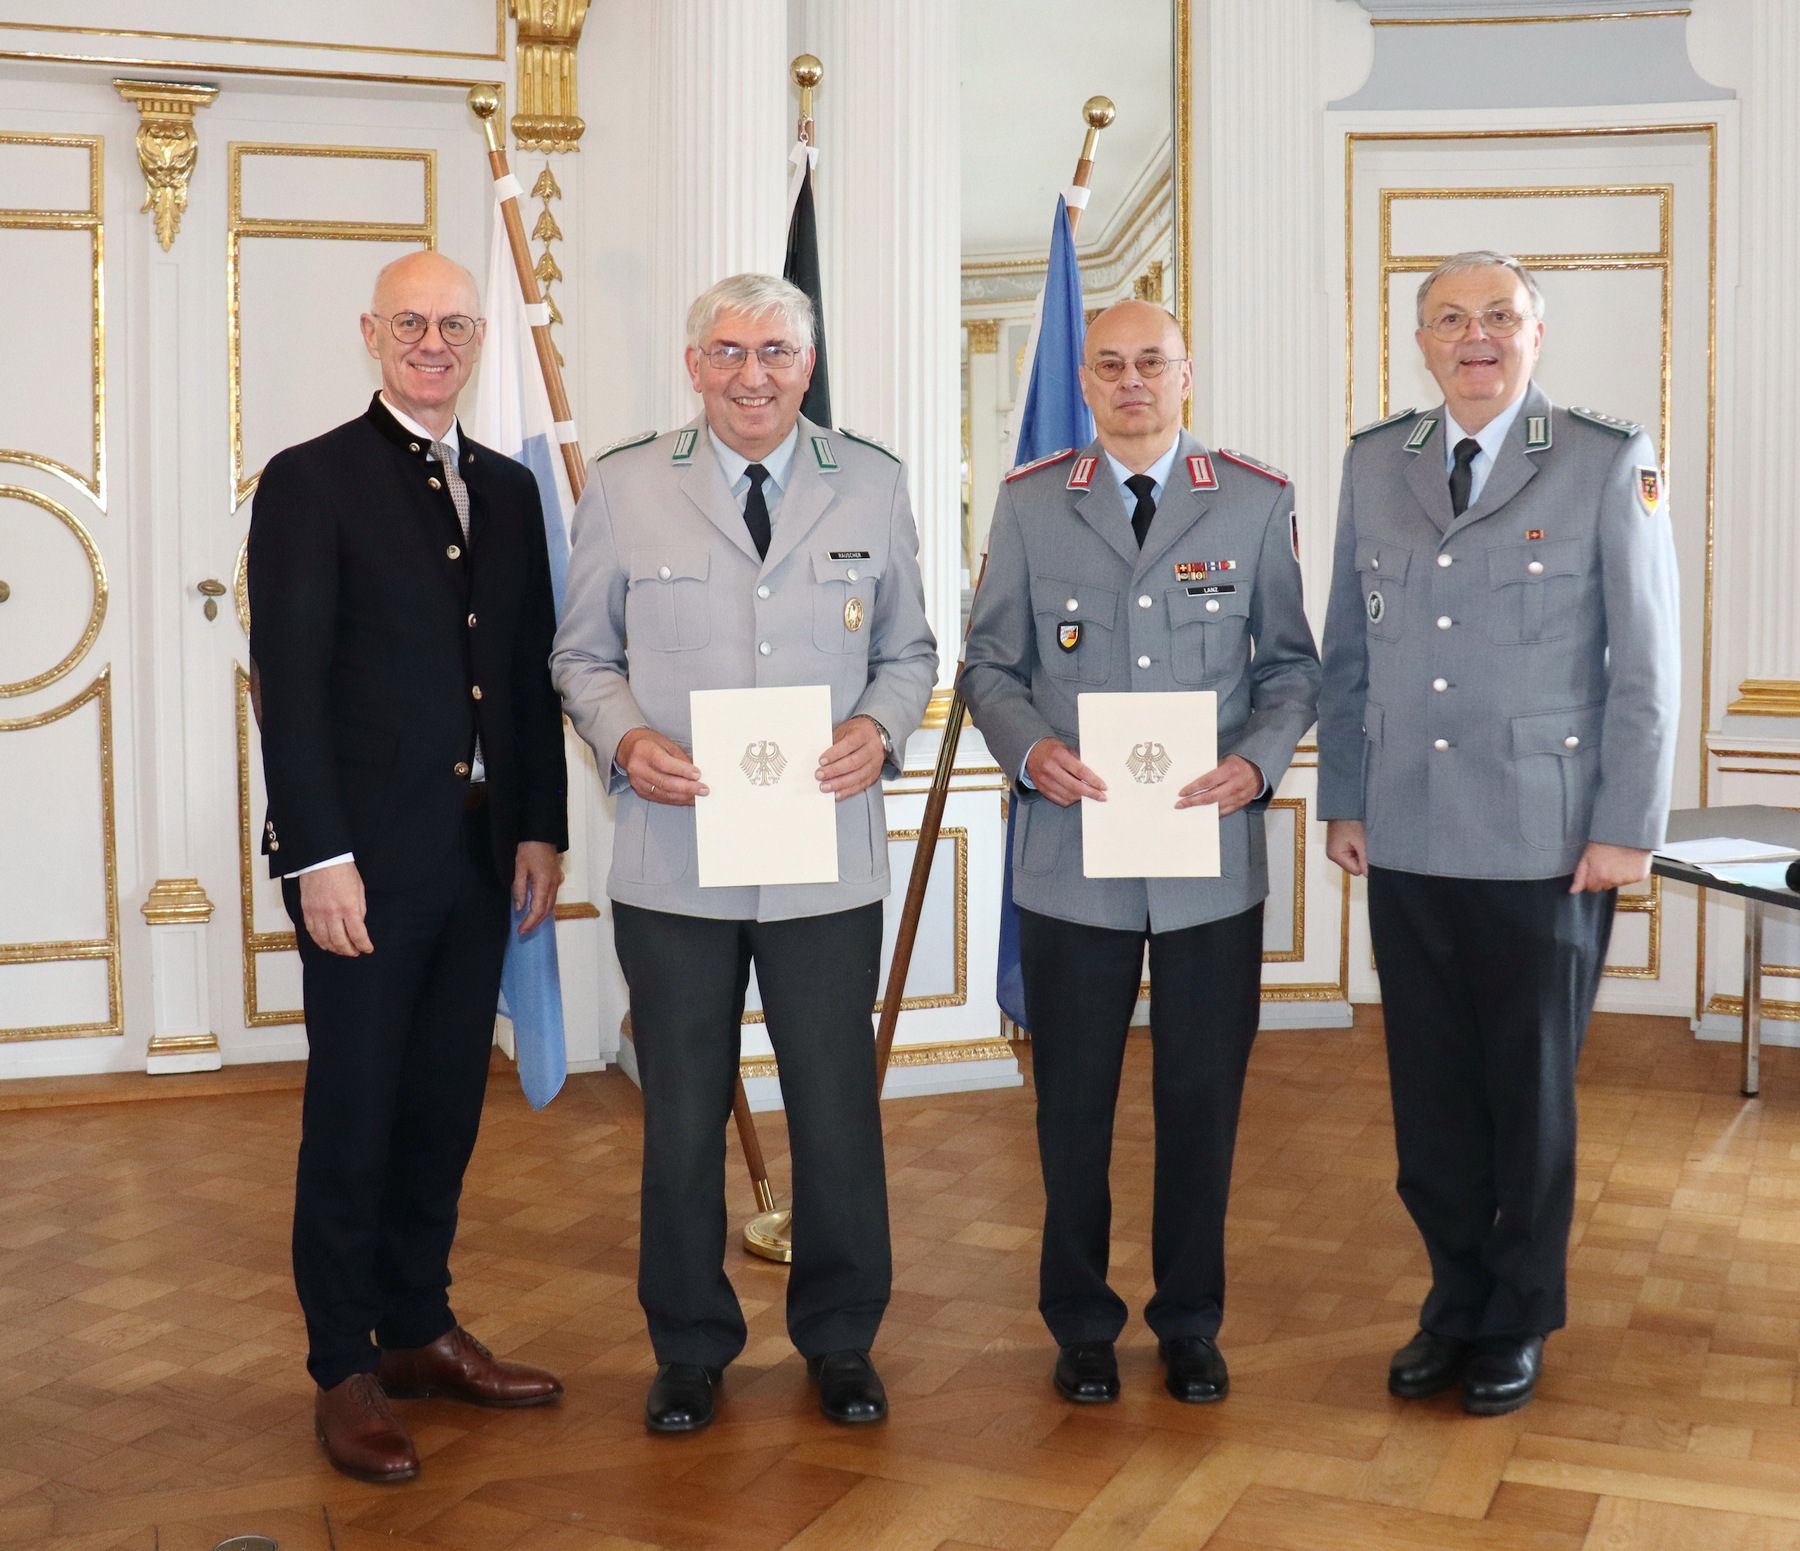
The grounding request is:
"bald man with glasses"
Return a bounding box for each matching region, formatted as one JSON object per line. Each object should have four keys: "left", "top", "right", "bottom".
{"left": 961, "top": 299, "right": 1319, "bottom": 1409}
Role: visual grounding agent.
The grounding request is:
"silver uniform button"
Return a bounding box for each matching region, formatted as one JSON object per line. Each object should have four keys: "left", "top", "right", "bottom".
{"left": 446, "top": 544, "right": 461, "bottom": 560}
{"left": 471, "top": 685, "right": 483, "bottom": 700}
{"left": 1433, "top": 738, "right": 1449, "bottom": 752}
{"left": 468, "top": 613, "right": 477, "bottom": 627}
{"left": 1138, "top": 595, "right": 1152, "bottom": 608}
{"left": 759, "top": 641, "right": 772, "bottom": 656}
{"left": 1371, "top": 557, "right": 1380, "bottom": 570}
{"left": 1528, "top": 560, "right": 1545, "bottom": 575}
{"left": 1437, "top": 554, "right": 1452, "bottom": 568}
{"left": 1564, "top": 735, "right": 1580, "bottom": 748}
{"left": 1136, "top": 655, "right": 1151, "bottom": 669}
{"left": 1065, "top": 597, "right": 1079, "bottom": 612}
{"left": 846, "top": 568, "right": 859, "bottom": 581}
{"left": 1205, "top": 599, "right": 1221, "bottom": 613}
{"left": 1436, "top": 615, "right": 1452, "bottom": 630}
{"left": 659, "top": 565, "right": 672, "bottom": 580}
{"left": 757, "top": 584, "right": 771, "bottom": 599}
{"left": 1432, "top": 677, "right": 1448, "bottom": 692}
{"left": 409, "top": 442, "right": 421, "bottom": 453}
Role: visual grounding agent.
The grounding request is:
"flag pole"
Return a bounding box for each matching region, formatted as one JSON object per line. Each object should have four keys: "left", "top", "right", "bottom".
{"left": 871, "top": 96, "right": 1114, "bottom": 1086}
{"left": 467, "top": 85, "right": 782, "bottom": 1227}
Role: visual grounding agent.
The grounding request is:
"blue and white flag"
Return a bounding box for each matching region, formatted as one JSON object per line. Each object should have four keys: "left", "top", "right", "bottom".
{"left": 474, "top": 201, "right": 573, "bottom": 1108}
{"left": 996, "top": 195, "right": 1093, "bottom": 1032}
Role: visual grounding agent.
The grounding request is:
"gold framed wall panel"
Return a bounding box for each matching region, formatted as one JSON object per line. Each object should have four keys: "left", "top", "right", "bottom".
{"left": 738, "top": 1036, "right": 1016, "bottom": 1085}
{"left": 0, "top": 132, "right": 105, "bottom": 507}
{"left": 226, "top": 143, "right": 436, "bottom": 506}
{"left": 1604, "top": 876, "right": 1662, "bottom": 980}
{"left": 0, "top": 3, "right": 507, "bottom": 63}
{"left": 1346, "top": 124, "right": 1718, "bottom": 1017}
{"left": 235, "top": 664, "right": 301, "bottom": 1028}
{"left": 0, "top": 669, "right": 121, "bottom": 1040}
{"left": 1262, "top": 795, "right": 1308, "bottom": 964}
{"left": 0, "top": 484, "right": 106, "bottom": 697}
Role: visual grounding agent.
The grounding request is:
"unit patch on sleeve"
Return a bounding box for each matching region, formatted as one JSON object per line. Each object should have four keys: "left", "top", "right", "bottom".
{"left": 1636, "top": 466, "right": 1663, "bottom": 516}
{"left": 1290, "top": 509, "right": 1300, "bottom": 562}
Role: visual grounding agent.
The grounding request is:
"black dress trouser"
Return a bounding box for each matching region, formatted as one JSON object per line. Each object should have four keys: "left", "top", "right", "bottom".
{"left": 612, "top": 901, "right": 891, "bottom": 1369}
{"left": 1366, "top": 867, "right": 1615, "bottom": 1342}
{"left": 284, "top": 806, "right": 510, "bottom": 1390}
{"left": 1019, "top": 903, "right": 1265, "bottom": 1347}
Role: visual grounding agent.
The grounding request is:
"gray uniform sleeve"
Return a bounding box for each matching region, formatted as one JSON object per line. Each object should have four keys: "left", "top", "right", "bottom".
{"left": 959, "top": 480, "right": 1059, "bottom": 782}
{"left": 1589, "top": 432, "right": 1681, "bottom": 850}
{"left": 1230, "top": 479, "right": 1320, "bottom": 795}
{"left": 550, "top": 467, "right": 647, "bottom": 793}
{"left": 1316, "top": 444, "right": 1370, "bottom": 821}
{"left": 851, "top": 460, "right": 939, "bottom": 773}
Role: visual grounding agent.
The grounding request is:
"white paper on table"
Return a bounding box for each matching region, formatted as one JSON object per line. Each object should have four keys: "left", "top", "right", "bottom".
{"left": 690, "top": 685, "right": 838, "bottom": 888}
{"left": 1654, "top": 836, "right": 1800, "bottom": 868}
{"left": 1703, "top": 861, "right": 1799, "bottom": 891}
{"left": 1077, "top": 690, "right": 1219, "bottom": 878}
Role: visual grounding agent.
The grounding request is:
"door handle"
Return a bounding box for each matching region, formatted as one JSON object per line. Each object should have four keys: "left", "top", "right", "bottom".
{"left": 198, "top": 577, "right": 226, "bottom": 621}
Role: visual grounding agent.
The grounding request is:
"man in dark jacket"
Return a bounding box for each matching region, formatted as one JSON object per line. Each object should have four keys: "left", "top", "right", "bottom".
{"left": 248, "top": 251, "right": 569, "bottom": 1483}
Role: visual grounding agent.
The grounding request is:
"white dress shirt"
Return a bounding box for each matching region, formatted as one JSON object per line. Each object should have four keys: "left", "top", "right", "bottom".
{"left": 710, "top": 421, "right": 800, "bottom": 521}
{"left": 1442, "top": 391, "right": 1525, "bottom": 510}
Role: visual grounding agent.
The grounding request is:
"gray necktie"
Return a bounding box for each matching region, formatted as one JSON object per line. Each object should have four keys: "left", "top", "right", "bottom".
{"left": 432, "top": 440, "right": 471, "bottom": 542}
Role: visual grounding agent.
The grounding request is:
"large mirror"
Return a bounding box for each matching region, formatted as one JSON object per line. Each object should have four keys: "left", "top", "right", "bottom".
{"left": 960, "top": 0, "right": 1184, "bottom": 588}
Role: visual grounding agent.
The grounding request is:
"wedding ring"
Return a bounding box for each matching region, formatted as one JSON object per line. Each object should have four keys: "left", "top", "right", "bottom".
{"left": 648, "top": 782, "right": 658, "bottom": 796}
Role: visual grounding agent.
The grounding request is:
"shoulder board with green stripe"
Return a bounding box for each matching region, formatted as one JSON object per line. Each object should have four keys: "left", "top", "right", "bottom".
{"left": 835, "top": 426, "right": 901, "bottom": 462}
{"left": 592, "top": 430, "right": 656, "bottom": 463}
{"left": 1350, "top": 407, "right": 1417, "bottom": 440}
{"left": 1569, "top": 405, "right": 1641, "bottom": 437}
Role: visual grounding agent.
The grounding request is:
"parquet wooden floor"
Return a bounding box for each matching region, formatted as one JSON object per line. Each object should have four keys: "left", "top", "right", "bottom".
{"left": 3, "top": 1008, "right": 1800, "bottom": 1549}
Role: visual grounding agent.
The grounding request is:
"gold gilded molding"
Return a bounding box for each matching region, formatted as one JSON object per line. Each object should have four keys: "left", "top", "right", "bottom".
{"left": 114, "top": 79, "right": 218, "bottom": 251}
{"left": 1175, "top": 0, "right": 1190, "bottom": 428}
{"left": 145, "top": 1030, "right": 221, "bottom": 1056}
{"left": 1604, "top": 876, "right": 1661, "bottom": 980}
{"left": 235, "top": 664, "right": 301, "bottom": 1027}
{"left": 0, "top": 485, "right": 107, "bottom": 698}
{"left": 740, "top": 1036, "right": 1015, "bottom": 1083}
{"left": 227, "top": 143, "right": 436, "bottom": 507}
{"left": 0, "top": 5, "right": 506, "bottom": 62}
{"left": 232, "top": 534, "right": 250, "bottom": 635}
{"left": 0, "top": 670, "right": 121, "bottom": 1041}
{"left": 141, "top": 877, "right": 213, "bottom": 925}
{"left": 1263, "top": 796, "right": 1308, "bottom": 964}
{"left": 1, "top": 48, "right": 501, "bottom": 99}
{"left": 0, "top": 132, "right": 105, "bottom": 506}
{"left": 510, "top": 0, "right": 589, "bottom": 153}
{"left": 966, "top": 318, "right": 1000, "bottom": 354}
{"left": 1727, "top": 680, "right": 1800, "bottom": 717}
{"left": 553, "top": 900, "right": 600, "bottom": 920}
{"left": 1369, "top": 9, "right": 1690, "bottom": 24}
{"left": 1135, "top": 259, "right": 1166, "bottom": 304}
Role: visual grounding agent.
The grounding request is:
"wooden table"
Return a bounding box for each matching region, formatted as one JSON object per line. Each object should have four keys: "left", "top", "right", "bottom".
{"left": 1655, "top": 804, "right": 1800, "bottom": 1097}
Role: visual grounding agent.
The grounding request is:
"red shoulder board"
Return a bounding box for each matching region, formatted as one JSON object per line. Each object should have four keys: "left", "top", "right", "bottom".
{"left": 1004, "top": 447, "right": 1076, "bottom": 482}
{"left": 1187, "top": 453, "right": 1217, "bottom": 489}
{"left": 1066, "top": 454, "right": 1099, "bottom": 490}
{"left": 1218, "top": 448, "right": 1289, "bottom": 486}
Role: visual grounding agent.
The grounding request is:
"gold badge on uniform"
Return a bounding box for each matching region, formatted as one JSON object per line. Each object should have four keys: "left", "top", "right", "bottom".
{"left": 1635, "top": 466, "right": 1663, "bottom": 516}
{"left": 1058, "top": 621, "right": 1081, "bottom": 652}
{"left": 844, "top": 596, "right": 865, "bottom": 632}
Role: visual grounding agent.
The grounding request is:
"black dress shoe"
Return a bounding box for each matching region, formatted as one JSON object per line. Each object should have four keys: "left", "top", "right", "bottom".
{"left": 645, "top": 1362, "right": 721, "bottom": 1434}
{"left": 1461, "top": 1336, "right": 1544, "bottom": 1416}
{"left": 1053, "top": 1341, "right": 1119, "bottom": 1404}
{"left": 807, "top": 1350, "right": 887, "bottom": 1424}
{"left": 1388, "top": 1330, "right": 1472, "bottom": 1399}
{"left": 1159, "top": 1336, "right": 1229, "bottom": 1404}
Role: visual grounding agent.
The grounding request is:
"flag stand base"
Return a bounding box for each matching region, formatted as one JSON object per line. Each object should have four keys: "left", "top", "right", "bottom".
{"left": 743, "top": 1209, "right": 793, "bottom": 1264}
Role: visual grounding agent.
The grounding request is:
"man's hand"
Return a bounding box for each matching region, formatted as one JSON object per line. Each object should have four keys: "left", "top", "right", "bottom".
{"left": 298, "top": 860, "right": 373, "bottom": 956}
{"left": 1176, "top": 754, "right": 1263, "bottom": 816}
{"left": 818, "top": 717, "right": 886, "bottom": 801}
{"left": 1326, "top": 819, "right": 1369, "bottom": 877}
{"left": 1571, "top": 840, "right": 1652, "bottom": 895}
{"left": 1025, "top": 738, "right": 1107, "bottom": 807}
{"left": 617, "top": 726, "right": 708, "bottom": 805}
{"left": 513, "top": 841, "right": 562, "bottom": 933}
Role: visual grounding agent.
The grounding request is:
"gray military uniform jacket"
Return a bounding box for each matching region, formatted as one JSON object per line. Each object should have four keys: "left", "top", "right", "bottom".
{"left": 1316, "top": 382, "right": 1680, "bottom": 879}
{"left": 960, "top": 431, "right": 1321, "bottom": 933}
{"left": 552, "top": 414, "right": 938, "bottom": 921}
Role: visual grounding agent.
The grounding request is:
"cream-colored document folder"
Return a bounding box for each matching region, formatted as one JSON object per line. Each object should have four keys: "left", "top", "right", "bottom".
{"left": 691, "top": 685, "right": 839, "bottom": 888}
{"left": 1076, "top": 690, "right": 1220, "bottom": 878}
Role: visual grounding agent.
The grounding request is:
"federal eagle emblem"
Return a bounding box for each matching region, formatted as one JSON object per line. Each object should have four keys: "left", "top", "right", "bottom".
{"left": 1126, "top": 741, "right": 1173, "bottom": 785}
{"left": 740, "top": 740, "right": 787, "bottom": 787}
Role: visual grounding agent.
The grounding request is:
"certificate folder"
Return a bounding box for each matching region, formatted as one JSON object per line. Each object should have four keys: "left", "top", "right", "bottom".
{"left": 1076, "top": 690, "right": 1220, "bottom": 878}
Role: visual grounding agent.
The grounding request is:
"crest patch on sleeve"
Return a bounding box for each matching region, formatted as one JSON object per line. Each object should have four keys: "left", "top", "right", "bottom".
{"left": 1635, "top": 466, "right": 1663, "bottom": 516}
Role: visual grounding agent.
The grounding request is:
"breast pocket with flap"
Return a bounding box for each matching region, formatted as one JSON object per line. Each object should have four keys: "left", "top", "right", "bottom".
{"left": 1168, "top": 585, "right": 1251, "bottom": 685}
{"left": 811, "top": 549, "right": 883, "bottom": 653}
{"left": 1031, "top": 576, "right": 1118, "bottom": 685}
{"left": 626, "top": 548, "right": 712, "bottom": 651}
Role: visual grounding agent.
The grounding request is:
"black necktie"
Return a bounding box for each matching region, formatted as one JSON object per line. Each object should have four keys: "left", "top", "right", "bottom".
{"left": 1449, "top": 437, "right": 1481, "bottom": 517}
{"left": 743, "top": 463, "right": 771, "bottom": 558}
{"left": 1125, "top": 472, "right": 1157, "bottom": 548}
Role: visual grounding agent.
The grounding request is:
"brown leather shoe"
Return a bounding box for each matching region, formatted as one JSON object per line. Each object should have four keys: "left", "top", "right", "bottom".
{"left": 378, "top": 1325, "right": 563, "bottom": 1408}
{"left": 314, "top": 1372, "right": 419, "bottom": 1484}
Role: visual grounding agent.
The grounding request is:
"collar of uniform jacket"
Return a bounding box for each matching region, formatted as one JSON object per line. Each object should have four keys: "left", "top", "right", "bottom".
{"left": 364, "top": 391, "right": 478, "bottom": 480}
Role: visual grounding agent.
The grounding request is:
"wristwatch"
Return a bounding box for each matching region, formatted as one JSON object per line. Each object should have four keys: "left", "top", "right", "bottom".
{"left": 861, "top": 715, "right": 895, "bottom": 763}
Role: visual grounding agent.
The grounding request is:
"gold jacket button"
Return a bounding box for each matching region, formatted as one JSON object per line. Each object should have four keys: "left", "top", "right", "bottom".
{"left": 269, "top": 839, "right": 280, "bottom": 851}
{"left": 471, "top": 685, "right": 483, "bottom": 700}
{"left": 468, "top": 613, "right": 477, "bottom": 627}
{"left": 454, "top": 761, "right": 470, "bottom": 777}
{"left": 429, "top": 476, "right": 442, "bottom": 491}
{"left": 409, "top": 442, "right": 420, "bottom": 453}
{"left": 446, "top": 544, "right": 462, "bottom": 560}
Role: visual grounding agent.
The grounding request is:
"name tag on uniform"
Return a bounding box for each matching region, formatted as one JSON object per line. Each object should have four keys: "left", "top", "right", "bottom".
{"left": 829, "top": 550, "right": 870, "bottom": 560}
{"left": 1186, "top": 584, "right": 1236, "bottom": 596}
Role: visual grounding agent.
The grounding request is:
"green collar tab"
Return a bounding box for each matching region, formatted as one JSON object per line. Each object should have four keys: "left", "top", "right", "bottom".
{"left": 671, "top": 427, "right": 699, "bottom": 462}
{"left": 811, "top": 434, "right": 839, "bottom": 471}
{"left": 1402, "top": 416, "right": 1438, "bottom": 454}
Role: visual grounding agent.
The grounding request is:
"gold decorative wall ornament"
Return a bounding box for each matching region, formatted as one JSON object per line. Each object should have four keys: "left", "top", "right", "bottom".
{"left": 509, "top": 0, "right": 589, "bottom": 153}
{"left": 1727, "top": 680, "right": 1800, "bottom": 717}
{"left": 113, "top": 79, "right": 218, "bottom": 250}
{"left": 966, "top": 318, "right": 1000, "bottom": 354}
{"left": 141, "top": 878, "right": 214, "bottom": 925}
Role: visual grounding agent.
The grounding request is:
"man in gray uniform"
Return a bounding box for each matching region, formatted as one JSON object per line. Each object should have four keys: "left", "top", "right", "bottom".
{"left": 961, "top": 299, "right": 1319, "bottom": 1407}
{"left": 1319, "top": 251, "right": 1680, "bottom": 1416}
{"left": 553, "top": 274, "right": 937, "bottom": 1433}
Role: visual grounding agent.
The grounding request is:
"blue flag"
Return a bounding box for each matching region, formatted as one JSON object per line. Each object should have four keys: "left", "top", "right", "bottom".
{"left": 474, "top": 200, "right": 573, "bottom": 1108}
{"left": 996, "top": 196, "right": 1093, "bottom": 1031}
